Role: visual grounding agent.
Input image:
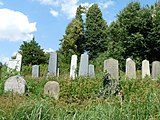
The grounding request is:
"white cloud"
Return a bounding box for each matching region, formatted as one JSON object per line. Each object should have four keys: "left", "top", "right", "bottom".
{"left": 0, "top": 1, "right": 4, "bottom": 5}
{"left": 60, "top": 0, "right": 78, "bottom": 19}
{"left": 36, "top": 0, "right": 91, "bottom": 19}
{"left": 43, "top": 48, "right": 54, "bottom": 53}
{"left": 36, "top": 0, "right": 114, "bottom": 19}
{"left": 36, "top": 0, "right": 59, "bottom": 6}
{"left": 0, "top": 8, "right": 37, "bottom": 42}
{"left": 50, "top": 9, "right": 58, "bottom": 17}
{"left": 99, "top": 0, "right": 114, "bottom": 9}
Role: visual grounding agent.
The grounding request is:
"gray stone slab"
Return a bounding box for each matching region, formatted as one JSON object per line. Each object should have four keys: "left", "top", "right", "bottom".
{"left": 126, "top": 58, "right": 136, "bottom": 79}
{"left": 4, "top": 75, "right": 26, "bottom": 94}
{"left": 48, "top": 52, "right": 57, "bottom": 76}
{"left": 44, "top": 81, "right": 60, "bottom": 100}
{"left": 70, "top": 55, "right": 77, "bottom": 79}
{"left": 104, "top": 58, "right": 119, "bottom": 80}
{"left": 89, "top": 64, "right": 95, "bottom": 78}
{"left": 142, "top": 60, "right": 150, "bottom": 79}
{"left": 152, "top": 61, "right": 160, "bottom": 80}
{"left": 32, "top": 65, "right": 40, "bottom": 77}
{"left": 78, "top": 54, "right": 89, "bottom": 77}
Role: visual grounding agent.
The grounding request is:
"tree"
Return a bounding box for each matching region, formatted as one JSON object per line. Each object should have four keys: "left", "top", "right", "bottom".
{"left": 19, "top": 37, "right": 46, "bottom": 65}
{"left": 59, "top": 5, "right": 85, "bottom": 63}
{"left": 85, "top": 4, "right": 108, "bottom": 59}
{"left": 116, "top": 2, "right": 153, "bottom": 68}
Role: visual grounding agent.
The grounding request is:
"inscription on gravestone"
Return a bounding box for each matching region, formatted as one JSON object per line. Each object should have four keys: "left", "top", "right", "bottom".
{"left": 70, "top": 55, "right": 77, "bottom": 79}
{"left": 152, "top": 61, "right": 160, "bottom": 80}
{"left": 142, "top": 60, "right": 150, "bottom": 79}
{"left": 126, "top": 58, "right": 136, "bottom": 80}
{"left": 32, "top": 65, "right": 40, "bottom": 77}
{"left": 78, "top": 54, "right": 89, "bottom": 77}
{"left": 104, "top": 58, "right": 119, "bottom": 80}
{"left": 48, "top": 52, "right": 57, "bottom": 76}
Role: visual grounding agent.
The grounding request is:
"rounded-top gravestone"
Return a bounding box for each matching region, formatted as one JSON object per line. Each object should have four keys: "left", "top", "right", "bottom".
{"left": 44, "top": 81, "right": 60, "bottom": 100}
{"left": 4, "top": 75, "right": 26, "bottom": 94}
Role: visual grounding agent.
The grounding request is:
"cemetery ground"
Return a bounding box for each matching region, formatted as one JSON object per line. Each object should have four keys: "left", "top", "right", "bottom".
{"left": 0, "top": 69, "right": 160, "bottom": 119}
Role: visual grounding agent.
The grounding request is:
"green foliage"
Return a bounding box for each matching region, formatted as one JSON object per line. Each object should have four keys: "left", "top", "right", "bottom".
{"left": 1, "top": 74, "right": 160, "bottom": 119}
{"left": 19, "top": 37, "right": 47, "bottom": 65}
{"left": 85, "top": 4, "right": 108, "bottom": 59}
{"left": 59, "top": 5, "right": 85, "bottom": 65}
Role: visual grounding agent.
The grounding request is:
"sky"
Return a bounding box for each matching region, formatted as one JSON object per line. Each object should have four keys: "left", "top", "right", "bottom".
{"left": 0, "top": 0, "right": 157, "bottom": 64}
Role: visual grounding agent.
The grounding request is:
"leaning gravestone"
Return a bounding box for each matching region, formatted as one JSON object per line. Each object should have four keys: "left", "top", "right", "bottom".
{"left": 44, "top": 81, "right": 60, "bottom": 100}
{"left": 48, "top": 52, "right": 57, "bottom": 76}
{"left": 4, "top": 75, "right": 26, "bottom": 94}
{"left": 8, "top": 53, "right": 22, "bottom": 72}
{"left": 32, "top": 65, "right": 40, "bottom": 77}
{"left": 89, "top": 64, "right": 95, "bottom": 78}
{"left": 126, "top": 58, "right": 136, "bottom": 79}
{"left": 78, "top": 54, "right": 89, "bottom": 77}
{"left": 152, "top": 61, "right": 160, "bottom": 80}
{"left": 142, "top": 60, "right": 150, "bottom": 79}
{"left": 104, "top": 58, "right": 119, "bottom": 80}
{"left": 70, "top": 55, "right": 77, "bottom": 79}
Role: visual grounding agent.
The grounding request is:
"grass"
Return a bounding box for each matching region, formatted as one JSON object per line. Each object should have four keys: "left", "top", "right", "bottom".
{"left": 0, "top": 71, "right": 160, "bottom": 119}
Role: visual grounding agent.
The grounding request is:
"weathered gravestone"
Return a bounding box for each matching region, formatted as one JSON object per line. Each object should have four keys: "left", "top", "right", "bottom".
{"left": 152, "top": 61, "right": 160, "bottom": 80}
{"left": 32, "top": 65, "right": 40, "bottom": 77}
{"left": 104, "top": 58, "right": 119, "bottom": 80}
{"left": 8, "top": 53, "right": 22, "bottom": 72}
{"left": 89, "top": 64, "right": 95, "bottom": 78}
{"left": 4, "top": 75, "right": 26, "bottom": 94}
{"left": 78, "top": 54, "right": 89, "bottom": 77}
{"left": 70, "top": 55, "right": 77, "bottom": 79}
{"left": 126, "top": 58, "right": 136, "bottom": 80}
{"left": 142, "top": 60, "right": 150, "bottom": 79}
{"left": 44, "top": 81, "right": 60, "bottom": 100}
{"left": 48, "top": 52, "right": 57, "bottom": 76}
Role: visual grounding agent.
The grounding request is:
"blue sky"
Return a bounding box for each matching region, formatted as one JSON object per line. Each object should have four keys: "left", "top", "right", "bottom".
{"left": 0, "top": 0, "right": 156, "bottom": 63}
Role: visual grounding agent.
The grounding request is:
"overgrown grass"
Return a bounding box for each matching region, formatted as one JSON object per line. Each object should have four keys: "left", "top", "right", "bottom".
{"left": 0, "top": 73, "right": 160, "bottom": 119}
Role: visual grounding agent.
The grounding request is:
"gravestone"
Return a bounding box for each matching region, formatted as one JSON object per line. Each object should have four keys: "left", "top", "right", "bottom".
{"left": 70, "top": 55, "right": 77, "bottom": 79}
{"left": 48, "top": 52, "right": 57, "bottom": 76}
{"left": 8, "top": 53, "right": 22, "bottom": 72}
{"left": 4, "top": 75, "right": 26, "bottom": 94}
{"left": 89, "top": 64, "right": 95, "bottom": 78}
{"left": 142, "top": 60, "right": 150, "bottom": 79}
{"left": 57, "top": 68, "right": 60, "bottom": 77}
{"left": 104, "top": 58, "right": 119, "bottom": 80}
{"left": 44, "top": 81, "right": 60, "bottom": 100}
{"left": 32, "top": 65, "right": 40, "bottom": 77}
{"left": 126, "top": 58, "right": 136, "bottom": 79}
{"left": 78, "top": 54, "right": 89, "bottom": 77}
{"left": 152, "top": 61, "right": 160, "bottom": 80}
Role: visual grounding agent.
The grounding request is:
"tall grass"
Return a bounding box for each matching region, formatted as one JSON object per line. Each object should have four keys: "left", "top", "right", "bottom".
{"left": 0, "top": 74, "right": 160, "bottom": 119}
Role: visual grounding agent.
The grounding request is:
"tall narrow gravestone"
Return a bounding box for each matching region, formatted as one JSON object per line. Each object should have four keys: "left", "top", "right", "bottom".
{"left": 142, "top": 60, "right": 150, "bottom": 79}
{"left": 48, "top": 52, "right": 57, "bottom": 76}
{"left": 70, "top": 55, "right": 77, "bottom": 79}
{"left": 78, "top": 54, "right": 89, "bottom": 77}
{"left": 152, "top": 61, "right": 160, "bottom": 80}
{"left": 32, "top": 65, "right": 40, "bottom": 77}
{"left": 104, "top": 58, "right": 119, "bottom": 80}
{"left": 89, "top": 64, "right": 95, "bottom": 78}
{"left": 126, "top": 58, "right": 136, "bottom": 80}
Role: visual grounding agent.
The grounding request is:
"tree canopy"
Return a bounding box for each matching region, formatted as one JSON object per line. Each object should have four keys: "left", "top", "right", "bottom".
{"left": 19, "top": 38, "right": 46, "bottom": 65}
